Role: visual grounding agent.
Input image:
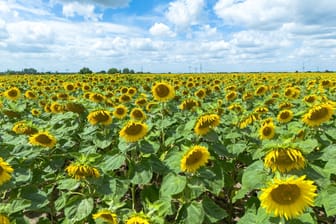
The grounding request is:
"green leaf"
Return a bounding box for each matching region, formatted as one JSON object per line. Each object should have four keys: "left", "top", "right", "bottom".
{"left": 160, "top": 173, "right": 186, "bottom": 197}
{"left": 57, "top": 178, "right": 80, "bottom": 190}
{"left": 226, "top": 143, "right": 246, "bottom": 155}
{"left": 316, "top": 185, "right": 336, "bottom": 216}
{"left": 138, "top": 140, "right": 160, "bottom": 154}
{"left": 131, "top": 160, "right": 153, "bottom": 185}
{"left": 99, "top": 153, "right": 125, "bottom": 173}
{"left": 93, "top": 132, "right": 111, "bottom": 149}
{"left": 202, "top": 198, "right": 228, "bottom": 222}
{"left": 163, "top": 148, "right": 184, "bottom": 174}
{"left": 8, "top": 199, "right": 31, "bottom": 214}
{"left": 297, "top": 139, "right": 319, "bottom": 154}
{"left": 20, "top": 185, "right": 48, "bottom": 210}
{"left": 233, "top": 160, "right": 270, "bottom": 202}
{"left": 74, "top": 198, "right": 94, "bottom": 222}
{"left": 178, "top": 201, "right": 205, "bottom": 224}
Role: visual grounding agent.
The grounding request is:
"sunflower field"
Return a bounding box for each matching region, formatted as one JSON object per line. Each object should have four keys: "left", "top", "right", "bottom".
{"left": 0, "top": 72, "right": 335, "bottom": 224}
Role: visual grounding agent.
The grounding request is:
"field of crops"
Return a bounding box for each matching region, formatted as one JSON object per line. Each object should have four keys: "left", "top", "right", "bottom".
{"left": 0, "top": 72, "right": 335, "bottom": 224}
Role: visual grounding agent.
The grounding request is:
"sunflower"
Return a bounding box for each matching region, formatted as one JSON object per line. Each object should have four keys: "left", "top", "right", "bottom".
{"left": 195, "top": 88, "right": 206, "bottom": 99}
{"left": 264, "top": 148, "right": 306, "bottom": 173}
{"left": 152, "top": 82, "right": 175, "bottom": 102}
{"left": 303, "top": 95, "right": 318, "bottom": 104}
{"left": 50, "top": 102, "right": 64, "bottom": 113}
{"left": 119, "top": 94, "right": 132, "bottom": 103}
{"left": 127, "top": 87, "right": 137, "bottom": 96}
{"left": 228, "top": 103, "right": 242, "bottom": 113}
{"left": 130, "top": 107, "right": 146, "bottom": 121}
{"left": 12, "top": 121, "right": 38, "bottom": 135}
{"left": 302, "top": 103, "right": 334, "bottom": 127}
{"left": 89, "top": 92, "right": 105, "bottom": 103}
{"left": 254, "top": 106, "right": 269, "bottom": 114}
{"left": 255, "top": 85, "right": 268, "bottom": 96}
{"left": 65, "top": 102, "right": 86, "bottom": 114}
{"left": 57, "top": 92, "right": 69, "bottom": 100}
{"left": 225, "top": 91, "right": 237, "bottom": 101}
{"left": 243, "top": 92, "right": 254, "bottom": 101}
{"left": 126, "top": 214, "right": 150, "bottom": 224}
{"left": 179, "top": 98, "right": 200, "bottom": 111}
{"left": 92, "top": 210, "right": 118, "bottom": 224}
{"left": 63, "top": 82, "right": 76, "bottom": 91}
{"left": 260, "top": 175, "right": 317, "bottom": 220}
{"left": 145, "top": 102, "right": 158, "bottom": 112}
{"left": 87, "top": 110, "right": 113, "bottom": 126}
{"left": 113, "top": 104, "right": 128, "bottom": 119}
{"left": 277, "top": 109, "right": 294, "bottom": 123}
{"left": 0, "top": 214, "right": 10, "bottom": 224}
{"left": 0, "top": 157, "right": 14, "bottom": 186}
{"left": 4, "top": 87, "right": 21, "bottom": 100}
{"left": 65, "top": 163, "right": 100, "bottom": 180}
{"left": 237, "top": 113, "right": 260, "bottom": 129}
{"left": 180, "top": 145, "right": 210, "bottom": 173}
{"left": 31, "top": 108, "right": 41, "bottom": 116}
{"left": 259, "top": 123, "right": 275, "bottom": 140}
{"left": 29, "top": 131, "right": 57, "bottom": 148}
{"left": 119, "top": 121, "right": 148, "bottom": 142}
{"left": 135, "top": 97, "right": 147, "bottom": 107}
{"left": 24, "top": 90, "right": 37, "bottom": 99}
{"left": 194, "top": 114, "right": 220, "bottom": 135}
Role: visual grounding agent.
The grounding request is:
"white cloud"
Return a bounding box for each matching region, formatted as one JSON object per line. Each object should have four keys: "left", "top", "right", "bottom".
{"left": 62, "top": 2, "right": 102, "bottom": 21}
{"left": 52, "top": 0, "right": 131, "bottom": 8}
{"left": 165, "top": 0, "right": 205, "bottom": 28}
{"left": 149, "top": 22, "right": 176, "bottom": 37}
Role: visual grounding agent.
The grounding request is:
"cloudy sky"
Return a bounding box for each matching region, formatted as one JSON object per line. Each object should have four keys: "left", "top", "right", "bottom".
{"left": 1, "top": 0, "right": 336, "bottom": 73}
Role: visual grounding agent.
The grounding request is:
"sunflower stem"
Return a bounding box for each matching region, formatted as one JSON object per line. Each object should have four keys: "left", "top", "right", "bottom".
{"left": 131, "top": 183, "right": 136, "bottom": 211}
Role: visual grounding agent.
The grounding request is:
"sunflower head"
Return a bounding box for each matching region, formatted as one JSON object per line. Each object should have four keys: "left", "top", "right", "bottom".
{"left": 4, "top": 87, "right": 21, "bottom": 100}
{"left": 113, "top": 104, "right": 128, "bottom": 119}
{"left": 225, "top": 91, "right": 237, "bottom": 101}
{"left": 255, "top": 85, "right": 268, "bottom": 96}
{"left": 126, "top": 213, "right": 150, "bottom": 224}
{"left": 65, "top": 102, "right": 86, "bottom": 114}
{"left": 87, "top": 110, "right": 113, "bottom": 126}
{"left": 264, "top": 147, "right": 306, "bottom": 173}
{"left": 179, "top": 98, "right": 200, "bottom": 111}
{"left": 194, "top": 114, "right": 220, "bottom": 135}
{"left": 89, "top": 92, "right": 105, "bottom": 103}
{"left": 130, "top": 107, "right": 146, "bottom": 121}
{"left": 277, "top": 109, "right": 294, "bottom": 123}
{"left": 0, "top": 157, "right": 14, "bottom": 186}
{"left": 180, "top": 145, "right": 210, "bottom": 173}
{"left": 92, "top": 210, "right": 118, "bottom": 224}
{"left": 0, "top": 214, "right": 10, "bottom": 224}
{"left": 259, "top": 123, "right": 275, "bottom": 140}
{"left": 260, "top": 175, "right": 317, "bottom": 220}
{"left": 302, "top": 103, "right": 334, "bottom": 127}
{"left": 151, "top": 82, "right": 175, "bottom": 102}
{"left": 29, "top": 131, "right": 57, "bottom": 148}
{"left": 195, "top": 88, "right": 206, "bottom": 99}
{"left": 12, "top": 121, "right": 38, "bottom": 135}
{"left": 119, "top": 94, "right": 132, "bottom": 103}
{"left": 24, "top": 90, "right": 37, "bottom": 99}
{"left": 119, "top": 121, "right": 148, "bottom": 142}
{"left": 65, "top": 162, "right": 100, "bottom": 180}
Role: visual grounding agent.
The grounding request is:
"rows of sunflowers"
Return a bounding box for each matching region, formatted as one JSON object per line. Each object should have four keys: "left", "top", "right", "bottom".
{"left": 0, "top": 72, "right": 335, "bottom": 223}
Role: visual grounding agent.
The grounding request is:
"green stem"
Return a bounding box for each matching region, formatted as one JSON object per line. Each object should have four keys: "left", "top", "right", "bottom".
{"left": 131, "top": 184, "right": 136, "bottom": 211}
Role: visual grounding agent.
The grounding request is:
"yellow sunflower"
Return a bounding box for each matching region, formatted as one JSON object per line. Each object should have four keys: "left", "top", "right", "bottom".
{"left": 119, "top": 121, "right": 148, "bottom": 142}
{"left": 277, "top": 109, "right": 294, "bottom": 123}
{"left": 194, "top": 88, "right": 206, "bottom": 99}
{"left": 255, "top": 85, "right": 268, "bottom": 96}
{"left": 179, "top": 98, "right": 200, "bottom": 111}
{"left": 29, "top": 131, "right": 57, "bottom": 148}
{"left": 63, "top": 82, "right": 76, "bottom": 91}
{"left": 92, "top": 210, "right": 118, "bottom": 224}
{"left": 225, "top": 91, "right": 237, "bottom": 101}
{"left": 302, "top": 103, "right": 334, "bottom": 127}
{"left": 113, "top": 104, "right": 128, "bottom": 119}
{"left": 260, "top": 175, "right": 317, "bottom": 220}
{"left": 151, "top": 82, "right": 175, "bottom": 102}
{"left": 126, "top": 214, "right": 150, "bottom": 224}
{"left": 65, "top": 163, "right": 100, "bottom": 180}
{"left": 130, "top": 107, "right": 146, "bottom": 121}
{"left": 264, "top": 148, "right": 306, "bottom": 173}
{"left": 180, "top": 145, "right": 210, "bottom": 173}
{"left": 119, "top": 94, "right": 132, "bottom": 103}
{"left": 24, "top": 90, "right": 37, "bottom": 99}
{"left": 65, "top": 102, "right": 86, "bottom": 114}
{"left": 194, "top": 114, "right": 220, "bottom": 135}
{"left": 4, "top": 87, "right": 21, "bottom": 100}
{"left": 0, "top": 214, "right": 10, "bottom": 224}
{"left": 12, "top": 121, "right": 38, "bottom": 135}
{"left": 259, "top": 123, "right": 275, "bottom": 140}
{"left": 50, "top": 102, "right": 64, "bottom": 113}
{"left": 0, "top": 157, "right": 14, "bottom": 186}
{"left": 135, "top": 97, "right": 147, "bottom": 107}
{"left": 87, "top": 110, "right": 113, "bottom": 126}
{"left": 31, "top": 108, "right": 41, "bottom": 116}
{"left": 89, "top": 92, "right": 105, "bottom": 103}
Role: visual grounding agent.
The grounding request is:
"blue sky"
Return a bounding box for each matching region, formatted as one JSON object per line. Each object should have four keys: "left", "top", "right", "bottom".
{"left": 1, "top": 0, "right": 336, "bottom": 73}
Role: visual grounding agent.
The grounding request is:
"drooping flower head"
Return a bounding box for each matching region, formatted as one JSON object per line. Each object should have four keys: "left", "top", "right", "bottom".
{"left": 180, "top": 145, "right": 210, "bottom": 173}
{"left": 194, "top": 114, "right": 220, "bottom": 135}
{"left": 0, "top": 157, "right": 14, "bottom": 186}
{"left": 151, "top": 82, "right": 175, "bottom": 102}
{"left": 92, "top": 210, "right": 118, "bottom": 224}
{"left": 119, "top": 121, "right": 148, "bottom": 142}
{"left": 179, "top": 98, "right": 200, "bottom": 111}
{"left": 65, "top": 162, "right": 100, "bottom": 180}
{"left": 87, "top": 110, "right": 113, "bottom": 126}
{"left": 260, "top": 175, "right": 317, "bottom": 220}
{"left": 126, "top": 213, "right": 150, "bottom": 224}
{"left": 29, "top": 131, "right": 57, "bottom": 148}
{"left": 264, "top": 147, "right": 306, "bottom": 173}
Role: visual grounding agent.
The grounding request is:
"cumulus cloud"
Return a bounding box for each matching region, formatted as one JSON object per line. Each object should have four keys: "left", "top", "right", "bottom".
{"left": 165, "top": 0, "right": 205, "bottom": 28}
{"left": 149, "top": 22, "right": 176, "bottom": 37}
{"left": 62, "top": 2, "right": 102, "bottom": 21}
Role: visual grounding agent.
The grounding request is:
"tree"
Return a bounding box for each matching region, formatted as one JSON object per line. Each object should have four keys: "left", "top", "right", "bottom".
{"left": 122, "top": 68, "right": 130, "bottom": 74}
{"left": 107, "top": 68, "right": 120, "bottom": 74}
{"left": 79, "top": 67, "right": 93, "bottom": 74}
{"left": 22, "top": 68, "right": 37, "bottom": 74}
